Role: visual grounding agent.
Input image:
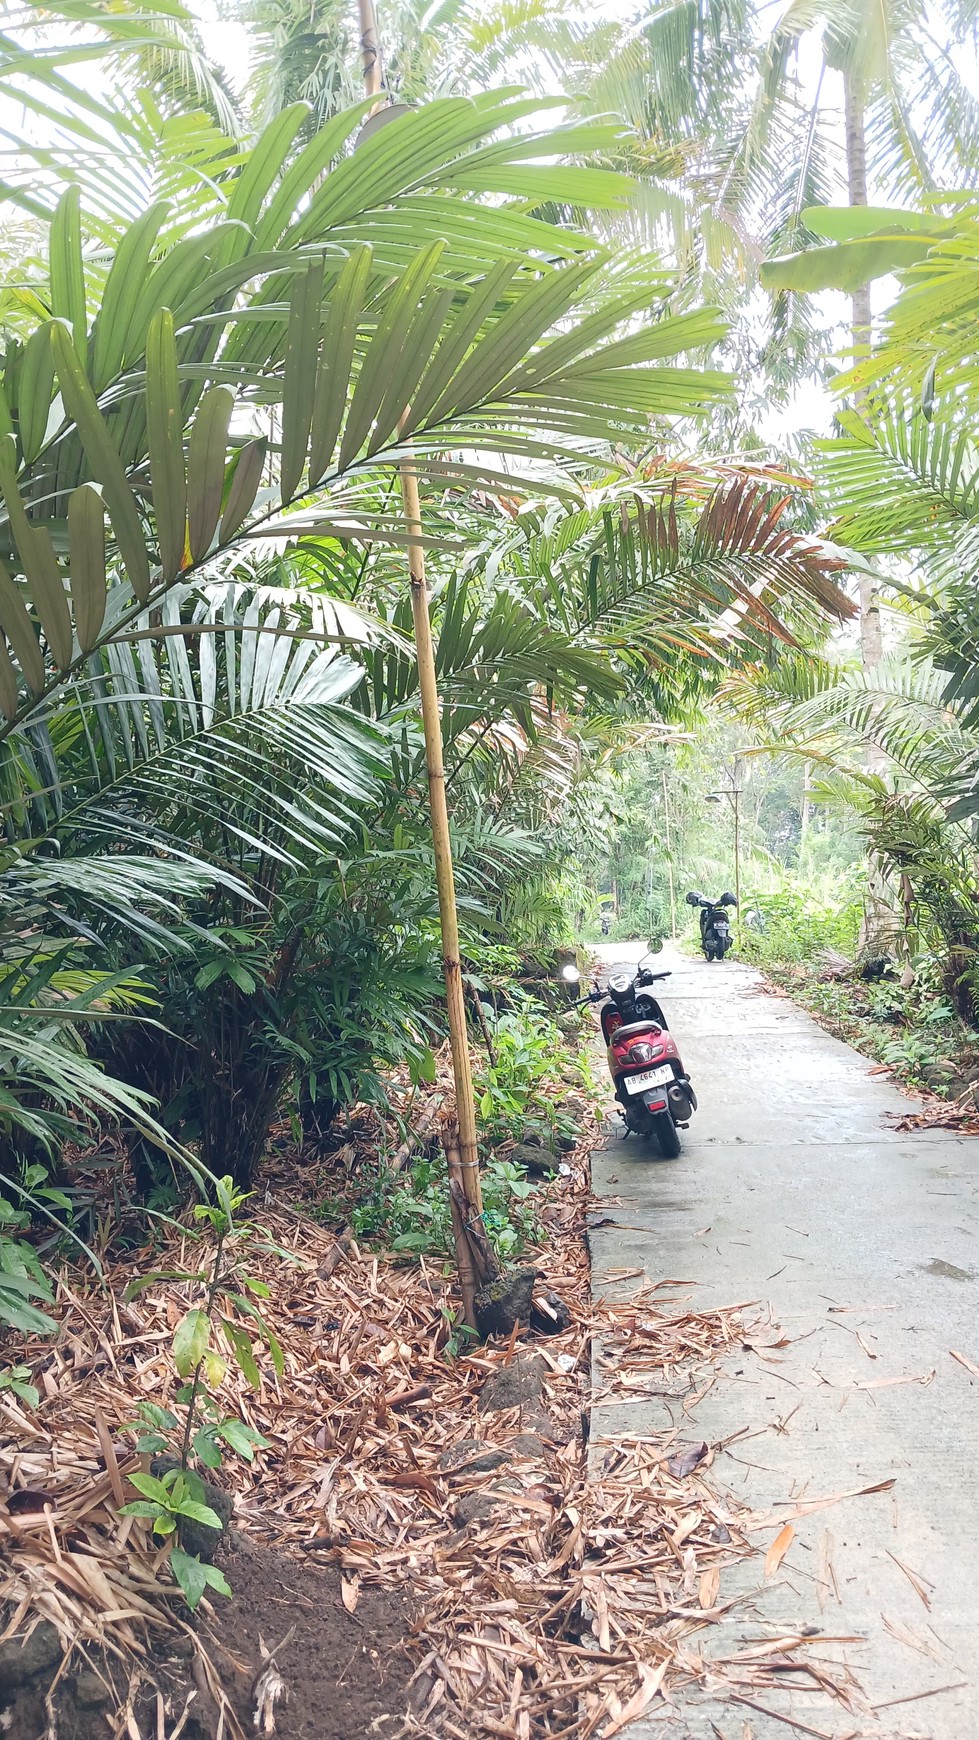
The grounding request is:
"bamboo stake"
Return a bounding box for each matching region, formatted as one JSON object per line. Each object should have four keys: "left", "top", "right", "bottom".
{"left": 445, "top": 1136, "right": 478, "bottom": 1330}
{"left": 356, "top": 0, "right": 383, "bottom": 92}
{"left": 355, "top": 0, "right": 483, "bottom": 1247}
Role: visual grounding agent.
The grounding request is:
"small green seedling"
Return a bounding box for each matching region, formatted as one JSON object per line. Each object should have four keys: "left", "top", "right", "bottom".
{"left": 0, "top": 1365, "right": 39, "bottom": 1407}
{"left": 118, "top": 1466, "right": 231, "bottom": 1611}
{"left": 121, "top": 1176, "right": 287, "bottom": 1610}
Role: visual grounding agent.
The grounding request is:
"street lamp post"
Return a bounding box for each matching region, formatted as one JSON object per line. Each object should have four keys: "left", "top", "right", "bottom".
{"left": 707, "top": 764, "right": 743, "bottom": 947}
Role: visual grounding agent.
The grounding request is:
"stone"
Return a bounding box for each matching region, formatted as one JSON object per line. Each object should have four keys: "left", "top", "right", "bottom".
{"left": 75, "top": 1670, "right": 112, "bottom": 1707}
{"left": 530, "top": 1291, "right": 573, "bottom": 1337}
{"left": 438, "top": 1439, "right": 510, "bottom": 1476}
{"left": 479, "top": 1353, "right": 547, "bottom": 1416}
{"left": 151, "top": 1456, "right": 232, "bottom": 1563}
{"left": 510, "top": 1432, "right": 546, "bottom": 1458}
{"left": 0, "top": 1622, "right": 61, "bottom": 1688}
{"left": 453, "top": 1479, "right": 522, "bottom": 1528}
{"left": 556, "top": 1010, "right": 583, "bottom": 1039}
{"left": 474, "top": 1267, "right": 539, "bottom": 1339}
{"left": 510, "top": 1143, "right": 559, "bottom": 1178}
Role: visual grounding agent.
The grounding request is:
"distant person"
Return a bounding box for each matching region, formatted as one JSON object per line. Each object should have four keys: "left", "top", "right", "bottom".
{"left": 600, "top": 914, "right": 611, "bottom": 936}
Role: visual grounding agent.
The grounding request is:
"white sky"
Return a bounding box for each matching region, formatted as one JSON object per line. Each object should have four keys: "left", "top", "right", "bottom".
{"left": 9, "top": 0, "right": 970, "bottom": 452}
{"left": 186, "top": 2, "right": 900, "bottom": 446}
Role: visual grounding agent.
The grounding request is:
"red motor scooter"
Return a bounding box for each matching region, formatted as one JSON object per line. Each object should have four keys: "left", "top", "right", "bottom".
{"left": 563, "top": 954, "right": 697, "bottom": 1156}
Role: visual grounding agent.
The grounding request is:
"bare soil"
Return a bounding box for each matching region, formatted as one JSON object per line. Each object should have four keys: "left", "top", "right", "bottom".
{"left": 207, "top": 1537, "right": 412, "bottom": 1739}
{"left": 2, "top": 1543, "right": 412, "bottom": 1740}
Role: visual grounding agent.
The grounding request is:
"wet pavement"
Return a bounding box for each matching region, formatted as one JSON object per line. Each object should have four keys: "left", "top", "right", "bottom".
{"left": 588, "top": 942, "right": 979, "bottom": 1740}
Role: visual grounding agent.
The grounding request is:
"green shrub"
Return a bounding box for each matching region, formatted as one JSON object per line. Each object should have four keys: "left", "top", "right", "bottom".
{"left": 739, "top": 879, "right": 863, "bottom": 965}
{"left": 335, "top": 1151, "right": 543, "bottom": 1265}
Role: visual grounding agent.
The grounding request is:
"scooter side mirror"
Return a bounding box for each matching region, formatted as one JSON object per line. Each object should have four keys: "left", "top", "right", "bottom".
{"left": 560, "top": 963, "right": 581, "bottom": 985}
{"left": 686, "top": 890, "right": 705, "bottom": 907}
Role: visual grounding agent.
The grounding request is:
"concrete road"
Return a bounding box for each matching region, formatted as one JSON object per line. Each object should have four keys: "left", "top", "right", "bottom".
{"left": 588, "top": 942, "right": 979, "bottom": 1740}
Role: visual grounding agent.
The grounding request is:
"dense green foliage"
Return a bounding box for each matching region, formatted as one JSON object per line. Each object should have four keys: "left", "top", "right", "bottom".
{"left": 6, "top": 0, "right": 979, "bottom": 1331}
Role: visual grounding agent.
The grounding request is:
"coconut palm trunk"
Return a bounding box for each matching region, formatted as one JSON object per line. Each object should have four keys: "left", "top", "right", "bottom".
{"left": 843, "top": 62, "right": 883, "bottom": 671}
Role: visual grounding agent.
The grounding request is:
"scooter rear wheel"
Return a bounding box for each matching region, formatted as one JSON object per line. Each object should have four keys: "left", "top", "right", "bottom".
{"left": 651, "top": 1111, "right": 681, "bottom": 1158}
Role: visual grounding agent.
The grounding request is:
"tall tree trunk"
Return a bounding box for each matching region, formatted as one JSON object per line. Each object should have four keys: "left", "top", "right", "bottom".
{"left": 845, "top": 62, "right": 890, "bottom": 959}
{"left": 844, "top": 68, "right": 883, "bottom": 671}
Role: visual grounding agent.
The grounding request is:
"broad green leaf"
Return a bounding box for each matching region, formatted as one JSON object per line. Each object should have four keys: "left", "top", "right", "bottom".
{"left": 49, "top": 186, "right": 87, "bottom": 358}
{"left": 221, "top": 1317, "right": 261, "bottom": 1387}
{"left": 0, "top": 554, "right": 45, "bottom": 692}
{"left": 216, "top": 1418, "right": 269, "bottom": 1460}
{"left": 0, "top": 639, "right": 20, "bottom": 719}
{"left": 309, "top": 246, "right": 371, "bottom": 485}
{"left": 50, "top": 322, "right": 151, "bottom": 602}
{"left": 145, "top": 308, "right": 187, "bottom": 581}
{"left": 17, "top": 323, "right": 56, "bottom": 464}
{"left": 67, "top": 484, "right": 107, "bottom": 652}
{"left": 203, "top": 1350, "right": 228, "bottom": 1388}
{"left": 193, "top": 1426, "right": 222, "bottom": 1469}
{"left": 172, "top": 1306, "right": 209, "bottom": 1377}
{"left": 339, "top": 240, "right": 446, "bottom": 468}
{"left": 801, "top": 205, "right": 945, "bottom": 241}
{"left": 280, "top": 254, "right": 324, "bottom": 503}
{"left": 203, "top": 1563, "right": 232, "bottom": 1597}
{"left": 169, "top": 1546, "right": 207, "bottom": 1611}
{"left": 404, "top": 260, "right": 517, "bottom": 434}
{"left": 175, "top": 1499, "right": 224, "bottom": 1528}
{"left": 90, "top": 200, "right": 171, "bottom": 392}
{"left": 760, "top": 236, "right": 934, "bottom": 294}
{"left": 139, "top": 1402, "right": 180, "bottom": 1430}
{"left": 126, "top": 1471, "right": 173, "bottom": 1504}
{"left": 0, "top": 438, "right": 72, "bottom": 669}
{"left": 224, "top": 102, "right": 308, "bottom": 245}
{"left": 220, "top": 438, "right": 268, "bottom": 541}
{"left": 187, "top": 386, "right": 233, "bottom": 562}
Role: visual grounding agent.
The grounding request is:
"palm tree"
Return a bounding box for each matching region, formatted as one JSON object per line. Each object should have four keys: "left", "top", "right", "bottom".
{"left": 0, "top": 26, "right": 775, "bottom": 1191}
{"left": 723, "top": 650, "right": 979, "bottom": 1012}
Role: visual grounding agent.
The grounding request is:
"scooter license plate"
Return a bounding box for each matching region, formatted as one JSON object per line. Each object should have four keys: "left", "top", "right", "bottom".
{"left": 625, "top": 1065, "right": 674, "bottom": 1095}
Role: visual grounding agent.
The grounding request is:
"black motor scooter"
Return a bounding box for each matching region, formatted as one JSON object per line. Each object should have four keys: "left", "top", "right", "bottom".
{"left": 686, "top": 890, "right": 737, "bottom": 960}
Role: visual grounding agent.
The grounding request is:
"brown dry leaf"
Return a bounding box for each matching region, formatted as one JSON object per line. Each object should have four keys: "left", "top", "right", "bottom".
{"left": 815, "top": 1530, "right": 838, "bottom": 1612}
{"left": 949, "top": 1348, "right": 979, "bottom": 1380}
{"left": 699, "top": 1566, "right": 720, "bottom": 1610}
{"left": 601, "top": 1660, "right": 668, "bottom": 1736}
{"left": 882, "top": 1615, "right": 949, "bottom": 1664}
{"left": 751, "top": 1476, "right": 896, "bottom": 1527}
{"left": 384, "top": 1472, "right": 439, "bottom": 1496}
{"left": 667, "top": 1441, "right": 709, "bottom": 1479}
{"left": 5, "top": 1490, "right": 55, "bottom": 1515}
{"left": 886, "top": 1549, "right": 934, "bottom": 1609}
{"left": 764, "top": 1523, "right": 794, "bottom": 1578}
{"left": 855, "top": 1370, "right": 934, "bottom": 1390}
{"left": 0, "top": 1064, "right": 861, "bottom": 1740}
{"left": 589, "top": 1578, "right": 611, "bottom": 1654}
